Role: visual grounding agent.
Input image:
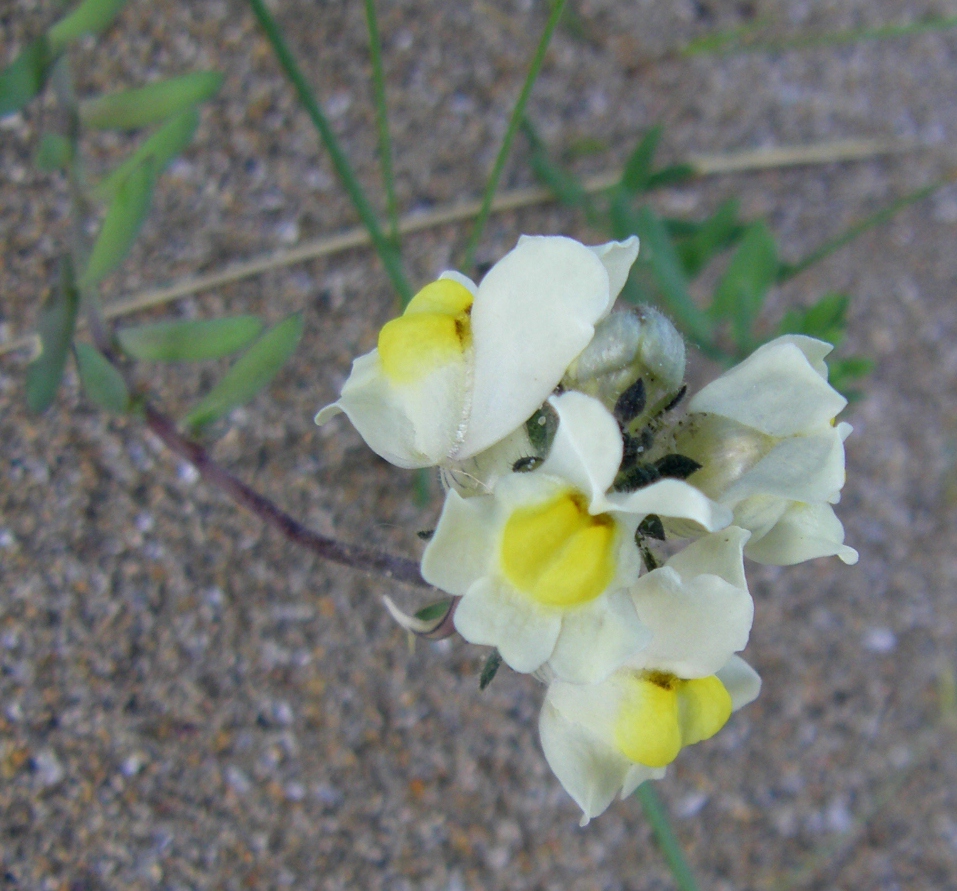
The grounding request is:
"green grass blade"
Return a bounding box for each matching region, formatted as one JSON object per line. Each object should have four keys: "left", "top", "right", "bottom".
{"left": 461, "top": 0, "right": 568, "bottom": 269}
{"left": 778, "top": 176, "right": 952, "bottom": 283}
{"left": 363, "top": 0, "right": 400, "bottom": 251}
{"left": 183, "top": 312, "right": 303, "bottom": 431}
{"left": 635, "top": 783, "right": 702, "bottom": 891}
{"left": 47, "top": 0, "right": 129, "bottom": 51}
{"left": 521, "top": 118, "right": 591, "bottom": 212}
{"left": 79, "top": 71, "right": 222, "bottom": 130}
{"left": 117, "top": 316, "right": 264, "bottom": 362}
{"left": 245, "top": 0, "right": 411, "bottom": 304}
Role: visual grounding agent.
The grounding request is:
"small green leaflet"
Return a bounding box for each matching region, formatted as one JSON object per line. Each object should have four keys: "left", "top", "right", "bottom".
{"left": 95, "top": 108, "right": 199, "bottom": 201}
{"left": 48, "top": 0, "right": 130, "bottom": 51}
{"left": 25, "top": 261, "right": 80, "bottom": 413}
{"left": 74, "top": 343, "right": 130, "bottom": 413}
{"left": 183, "top": 313, "right": 304, "bottom": 431}
{"left": 35, "top": 133, "right": 73, "bottom": 171}
{"left": 79, "top": 71, "right": 223, "bottom": 131}
{"left": 80, "top": 160, "right": 156, "bottom": 289}
{"left": 778, "top": 291, "right": 850, "bottom": 345}
{"left": 414, "top": 601, "right": 451, "bottom": 623}
{"left": 0, "top": 37, "right": 53, "bottom": 119}
{"left": 117, "top": 316, "right": 264, "bottom": 362}
{"left": 619, "top": 125, "right": 663, "bottom": 194}
{"left": 709, "top": 220, "right": 778, "bottom": 350}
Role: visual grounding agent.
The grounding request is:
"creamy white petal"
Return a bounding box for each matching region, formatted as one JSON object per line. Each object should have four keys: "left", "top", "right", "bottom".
{"left": 744, "top": 501, "right": 859, "bottom": 565}
{"left": 539, "top": 700, "right": 631, "bottom": 826}
{"left": 458, "top": 237, "right": 613, "bottom": 458}
{"left": 772, "top": 333, "right": 833, "bottom": 379}
{"left": 721, "top": 428, "right": 846, "bottom": 507}
{"left": 453, "top": 577, "right": 562, "bottom": 673}
{"left": 688, "top": 339, "right": 847, "bottom": 437}
{"left": 316, "top": 349, "right": 464, "bottom": 468}
{"left": 628, "top": 560, "right": 753, "bottom": 678}
{"left": 541, "top": 391, "right": 623, "bottom": 512}
{"left": 587, "top": 236, "right": 640, "bottom": 300}
{"left": 548, "top": 589, "right": 652, "bottom": 685}
{"left": 715, "top": 655, "right": 762, "bottom": 711}
{"left": 603, "top": 479, "right": 733, "bottom": 532}
{"left": 666, "top": 525, "right": 750, "bottom": 589}
{"left": 620, "top": 764, "right": 667, "bottom": 800}
{"left": 421, "top": 489, "right": 500, "bottom": 595}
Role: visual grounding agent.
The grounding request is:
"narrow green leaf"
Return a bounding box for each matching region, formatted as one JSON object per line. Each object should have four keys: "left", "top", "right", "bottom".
{"left": 644, "top": 163, "right": 695, "bottom": 191}
{"left": 619, "top": 126, "right": 662, "bottom": 194}
{"left": 710, "top": 221, "right": 778, "bottom": 347}
{"left": 25, "top": 261, "right": 80, "bottom": 413}
{"left": 79, "top": 71, "right": 223, "bottom": 130}
{"left": 94, "top": 108, "right": 199, "bottom": 201}
{"left": 523, "top": 118, "right": 589, "bottom": 210}
{"left": 117, "top": 316, "right": 264, "bottom": 362}
{"left": 778, "top": 292, "right": 850, "bottom": 345}
{"left": 674, "top": 198, "right": 745, "bottom": 277}
{"left": 633, "top": 206, "right": 715, "bottom": 353}
{"left": 35, "top": 132, "right": 73, "bottom": 171}
{"left": 0, "top": 37, "right": 53, "bottom": 118}
{"left": 479, "top": 650, "right": 503, "bottom": 690}
{"left": 183, "top": 313, "right": 304, "bottom": 431}
{"left": 48, "top": 0, "right": 129, "bottom": 51}
{"left": 80, "top": 160, "right": 156, "bottom": 289}
{"left": 414, "top": 601, "right": 451, "bottom": 623}
{"left": 74, "top": 343, "right": 129, "bottom": 412}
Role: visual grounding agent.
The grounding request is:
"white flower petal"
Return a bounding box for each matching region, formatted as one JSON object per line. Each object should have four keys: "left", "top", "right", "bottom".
{"left": 539, "top": 700, "right": 631, "bottom": 825}
{"left": 688, "top": 338, "right": 847, "bottom": 437}
{"left": 666, "top": 525, "right": 750, "bottom": 589}
{"left": 604, "top": 479, "right": 732, "bottom": 532}
{"left": 316, "top": 349, "right": 464, "bottom": 468}
{"left": 542, "top": 392, "right": 623, "bottom": 511}
{"left": 548, "top": 589, "right": 652, "bottom": 685}
{"left": 715, "top": 655, "right": 762, "bottom": 711}
{"left": 773, "top": 334, "right": 833, "bottom": 379}
{"left": 744, "top": 501, "right": 859, "bottom": 565}
{"left": 458, "top": 237, "right": 613, "bottom": 458}
{"left": 629, "top": 537, "right": 753, "bottom": 679}
{"left": 587, "top": 236, "right": 640, "bottom": 300}
{"left": 453, "top": 577, "right": 562, "bottom": 673}
{"left": 421, "top": 489, "right": 500, "bottom": 595}
{"left": 620, "top": 764, "right": 667, "bottom": 800}
{"left": 721, "top": 428, "right": 846, "bottom": 507}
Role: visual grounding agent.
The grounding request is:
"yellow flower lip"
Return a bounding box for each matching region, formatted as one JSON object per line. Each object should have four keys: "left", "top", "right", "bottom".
{"left": 498, "top": 489, "right": 617, "bottom": 608}
{"left": 613, "top": 671, "right": 732, "bottom": 768}
{"left": 378, "top": 278, "right": 474, "bottom": 384}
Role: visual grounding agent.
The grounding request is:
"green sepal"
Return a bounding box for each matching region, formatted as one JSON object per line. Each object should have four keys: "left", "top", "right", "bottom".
{"left": 479, "top": 650, "right": 503, "bottom": 690}
{"left": 414, "top": 601, "right": 451, "bottom": 623}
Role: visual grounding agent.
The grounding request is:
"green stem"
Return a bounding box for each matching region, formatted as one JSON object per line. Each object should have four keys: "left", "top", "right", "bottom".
{"left": 246, "top": 0, "right": 412, "bottom": 303}
{"left": 635, "top": 783, "right": 702, "bottom": 891}
{"left": 363, "top": 0, "right": 401, "bottom": 255}
{"left": 461, "top": 0, "right": 567, "bottom": 270}
{"left": 778, "top": 175, "right": 954, "bottom": 283}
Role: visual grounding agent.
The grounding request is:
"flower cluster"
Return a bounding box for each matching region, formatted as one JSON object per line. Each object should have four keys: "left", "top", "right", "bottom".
{"left": 318, "top": 235, "right": 857, "bottom": 824}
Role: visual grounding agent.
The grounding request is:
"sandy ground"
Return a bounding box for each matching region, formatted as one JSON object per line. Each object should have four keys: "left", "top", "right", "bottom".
{"left": 2, "top": 1, "right": 957, "bottom": 888}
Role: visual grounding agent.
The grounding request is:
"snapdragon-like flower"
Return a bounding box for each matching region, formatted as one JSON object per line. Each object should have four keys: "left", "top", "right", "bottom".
{"left": 316, "top": 235, "right": 639, "bottom": 468}
{"left": 421, "top": 391, "right": 731, "bottom": 682}
{"left": 538, "top": 528, "right": 757, "bottom": 824}
{"left": 677, "top": 335, "right": 858, "bottom": 566}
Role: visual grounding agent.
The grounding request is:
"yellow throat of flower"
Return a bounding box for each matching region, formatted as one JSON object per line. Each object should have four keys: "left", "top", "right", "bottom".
{"left": 613, "top": 671, "right": 732, "bottom": 768}
{"left": 499, "top": 490, "right": 617, "bottom": 608}
{"left": 377, "top": 278, "right": 474, "bottom": 384}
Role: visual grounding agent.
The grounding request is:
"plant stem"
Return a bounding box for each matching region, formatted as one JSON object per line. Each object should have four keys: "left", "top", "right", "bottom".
{"left": 363, "top": 0, "right": 401, "bottom": 256}
{"left": 635, "top": 783, "right": 702, "bottom": 891}
{"left": 461, "top": 0, "right": 567, "bottom": 270}
{"left": 144, "top": 405, "right": 431, "bottom": 588}
{"left": 246, "top": 0, "right": 413, "bottom": 303}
